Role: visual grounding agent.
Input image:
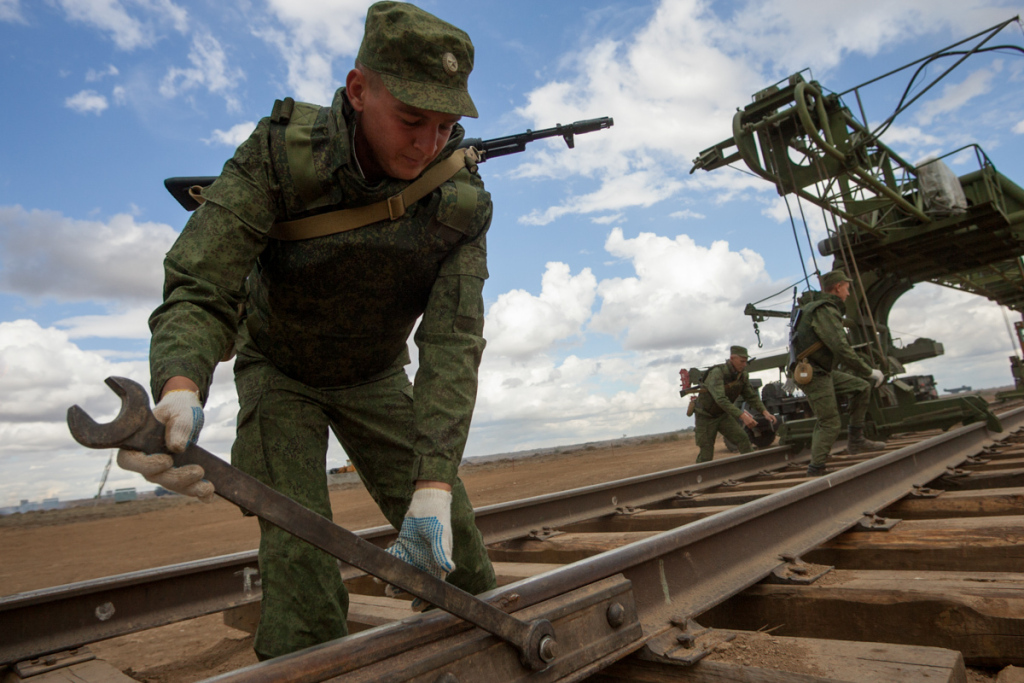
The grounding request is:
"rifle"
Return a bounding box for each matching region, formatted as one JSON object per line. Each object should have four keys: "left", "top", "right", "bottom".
{"left": 460, "top": 116, "right": 613, "bottom": 160}
{"left": 164, "top": 116, "right": 614, "bottom": 211}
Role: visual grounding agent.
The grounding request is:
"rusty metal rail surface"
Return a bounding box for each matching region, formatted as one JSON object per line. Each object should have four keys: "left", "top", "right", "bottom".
{"left": 192, "top": 406, "right": 1023, "bottom": 682}
{"left": 0, "top": 443, "right": 808, "bottom": 665}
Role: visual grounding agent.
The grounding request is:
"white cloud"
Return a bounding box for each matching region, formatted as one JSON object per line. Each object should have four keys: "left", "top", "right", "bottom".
{"left": 205, "top": 121, "right": 257, "bottom": 147}
{"left": 85, "top": 64, "right": 119, "bottom": 81}
{"left": 518, "top": 171, "right": 684, "bottom": 226}
{"left": 467, "top": 222, "right": 794, "bottom": 454}
{"left": 888, "top": 283, "right": 1018, "bottom": 390}
{"left": 0, "top": 320, "right": 143, "bottom": 424}
{"left": 915, "top": 63, "right": 1001, "bottom": 126}
{"left": 161, "top": 32, "right": 244, "bottom": 110}
{"left": 511, "top": 0, "right": 1021, "bottom": 229}
{"left": 485, "top": 263, "right": 597, "bottom": 358}
{"left": 876, "top": 124, "right": 943, "bottom": 150}
{"left": 254, "top": 0, "right": 370, "bottom": 104}
{"left": 1014, "top": 120, "right": 1024, "bottom": 134}
{"left": 591, "top": 213, "right": 624, "bottom": 225}
{"left": 670, "top": 209, "right": 705, "bottom": 220}
{"left": 65, "top": 89, "right": 109, "bottom": 115}
{"left": 55, "top": 0, "right": 151, "bottom": 50}
{"left": 55, "top": 307, "right": 153, "bottom": 339}
{"left": 0, "top": 206, "right": 176, "bottom": 303}
{"left": 135, "top": 0, "right": 187, "bottom": 34}
{"left": 471, "top": 349, "right": 694, "bottom": 457}
{"left": 54, "top": 0, "right": 188, "bottom": 49}
{"left": 1, "top": 0, "right": 24, "bottom": 23}
{"left": 0, "top": 319, "right": 241, "bottom": 507}
{"left": 590, "top": 228, "right": 774, "bottom": 350}
{"left": 715, "top": 0, "right": 1015, "bottom": 76}
{"left": 112, "top": 85, "right": 126, "bottom": 105}
{"left": 761, "top": 196, "right": 831, "bottom": 242}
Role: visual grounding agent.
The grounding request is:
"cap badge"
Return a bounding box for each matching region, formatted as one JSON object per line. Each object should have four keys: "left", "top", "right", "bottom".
{"left": 442, "top": 52, "right": 459, "bottom": 75}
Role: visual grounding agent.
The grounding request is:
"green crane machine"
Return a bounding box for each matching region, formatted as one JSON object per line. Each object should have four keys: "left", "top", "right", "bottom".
{"left": 691, "top": 17, "right": 1024, "bottom": 448}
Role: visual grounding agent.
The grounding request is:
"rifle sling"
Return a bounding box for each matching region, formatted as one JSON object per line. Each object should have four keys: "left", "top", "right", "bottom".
{"left": 267, "top": 147, "right": 480, "bottom": 241}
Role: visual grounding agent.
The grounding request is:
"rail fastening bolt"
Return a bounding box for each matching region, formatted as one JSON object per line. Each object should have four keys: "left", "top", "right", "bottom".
{"left": 538, "top": 635, "right": 558, "bottom": 663}
{"left": 606, "top": 602, "right": 625, "bottom": 628}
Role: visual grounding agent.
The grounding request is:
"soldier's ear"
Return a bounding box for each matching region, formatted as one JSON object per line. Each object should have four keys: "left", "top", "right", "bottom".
{"left": 347, "top": 68, "right": 368, "bottom": 112}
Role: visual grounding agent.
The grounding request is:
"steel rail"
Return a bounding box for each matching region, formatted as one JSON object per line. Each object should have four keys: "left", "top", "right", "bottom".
{"left": 201, "top": 407, "right": 1024, "bottom": 682}
{"left": 0, "top": 444, "right": 806, "bottom": 665}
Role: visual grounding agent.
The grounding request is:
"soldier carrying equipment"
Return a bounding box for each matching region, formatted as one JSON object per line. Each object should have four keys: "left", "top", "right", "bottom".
{"left": 688, "top": 346, "right": 778, "bottom": 464}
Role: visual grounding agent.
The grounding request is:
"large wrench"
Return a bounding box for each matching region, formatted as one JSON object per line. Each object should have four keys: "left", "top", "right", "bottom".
{"left": 67, "top": 376, "right": 556, "bottom": 670}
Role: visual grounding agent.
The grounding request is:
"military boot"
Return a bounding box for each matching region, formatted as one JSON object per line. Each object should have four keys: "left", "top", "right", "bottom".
{"left": 805, "top": 464, "right": 828, "bottom": 477}
{"left": 847, "top": 425, "right": 886, "bottom": 455}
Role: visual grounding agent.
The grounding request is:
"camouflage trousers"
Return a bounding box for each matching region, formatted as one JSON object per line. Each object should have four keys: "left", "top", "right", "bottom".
{"left": 804, "top": 369, "right": 871, "bottom": 468}
{"left": 231, "top": 347, "right": 496, "bottom": 661}
{"left": 694, "top": 411, "right": 752, "bottom": 463}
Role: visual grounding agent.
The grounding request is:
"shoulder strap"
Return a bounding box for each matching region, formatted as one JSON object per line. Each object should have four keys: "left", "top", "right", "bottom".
{"left": 797, "top": 340, "right": 824, "bottom": 361}
{"left": 269, "top": 98, "right": 330, "bottom": 213}
{"left": 799, "top": 298, "right": 831, "bottom": 316}
{"left": 267, "top": 147, "right": 480, "bottom": 241}
{"left": 282, "top": 101, "right": 326, "bottom": 210}
{"left": 696, "top": 365, "right": 723, "bottom": 396}
{"left": 792, "top": 298, "right": 834, "bottom": 361}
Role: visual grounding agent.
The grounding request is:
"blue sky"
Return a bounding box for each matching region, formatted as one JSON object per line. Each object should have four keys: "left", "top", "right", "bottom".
{"left": 1, "top": 0, "right": 1023, "bottom": 507}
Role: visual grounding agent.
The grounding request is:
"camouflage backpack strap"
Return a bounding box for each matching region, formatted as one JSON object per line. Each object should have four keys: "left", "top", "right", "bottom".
{"left": 429, "top": 164, "right": 481, "bottom": 245}
{"left": 267, "top": 147, "right": 481, "bottom": 241}
{"left": 790, "top": 299, "right": 830, "bottom": 350}
{"left": 269, "top": 97, "right": 333, "bottom": 212}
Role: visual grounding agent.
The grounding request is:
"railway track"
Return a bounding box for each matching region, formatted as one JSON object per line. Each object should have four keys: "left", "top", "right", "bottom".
{"left": 4, "top": 402, "right": 1024, "bottom": 682}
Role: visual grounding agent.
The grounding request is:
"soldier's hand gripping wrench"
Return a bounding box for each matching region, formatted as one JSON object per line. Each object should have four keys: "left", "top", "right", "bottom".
{"left": 67, "top": 376, "right": 557, "bottom": 671}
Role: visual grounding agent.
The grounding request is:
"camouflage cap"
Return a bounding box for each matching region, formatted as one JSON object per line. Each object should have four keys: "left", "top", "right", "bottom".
{"left": 820, "top": 268, "right": 853, "bottom": 291}
{"left": 730, "top": 345, "right": 750, "bottom": 358}
{"left": 357, "top": 1, "right": 478, "bottom": 118}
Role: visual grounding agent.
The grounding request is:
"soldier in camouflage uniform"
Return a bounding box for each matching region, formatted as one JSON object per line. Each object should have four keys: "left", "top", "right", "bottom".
{"left": 115, "top": 1, "right": 497, "bottom": 660}
{"left": 790, "top": 269, "right": 886, "bottom": 476}
{"left": 693, "top": 346, "right": 777, "bottom": 463}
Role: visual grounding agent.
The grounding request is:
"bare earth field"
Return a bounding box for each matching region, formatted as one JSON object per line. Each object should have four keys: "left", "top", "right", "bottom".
{"left": 0, "top": 432, "right": 700, "bottom": 682}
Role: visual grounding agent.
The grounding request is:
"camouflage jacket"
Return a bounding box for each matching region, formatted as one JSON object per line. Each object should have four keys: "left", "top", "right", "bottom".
{"left": 791, "top": 291, "right": 872, "bottom": 378}
{"left": 149, "top": 88, "right": 493, "bottom": 485}
{"left": 695, "top": 362, "right": 766, "bottom": 419}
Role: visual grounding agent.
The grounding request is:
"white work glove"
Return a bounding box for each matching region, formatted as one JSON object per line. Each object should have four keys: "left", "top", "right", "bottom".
{"left": 869, "top": 369, "right": 885, "bottom": 388}
{"left": 385, "top": 488, "right": 455, "bottom": 609}
{"left": 117, "top": 390, "right": 214, "bottom": 502}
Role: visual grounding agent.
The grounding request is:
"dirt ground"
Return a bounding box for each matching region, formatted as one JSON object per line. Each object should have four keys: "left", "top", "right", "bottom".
{"left": 0, "top": 432, "right": 700, "bottom": 682}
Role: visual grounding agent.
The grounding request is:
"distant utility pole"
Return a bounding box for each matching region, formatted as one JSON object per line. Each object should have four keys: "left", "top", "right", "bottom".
{"left": 94, "top": 451, "right": 113, "bottom": 505}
